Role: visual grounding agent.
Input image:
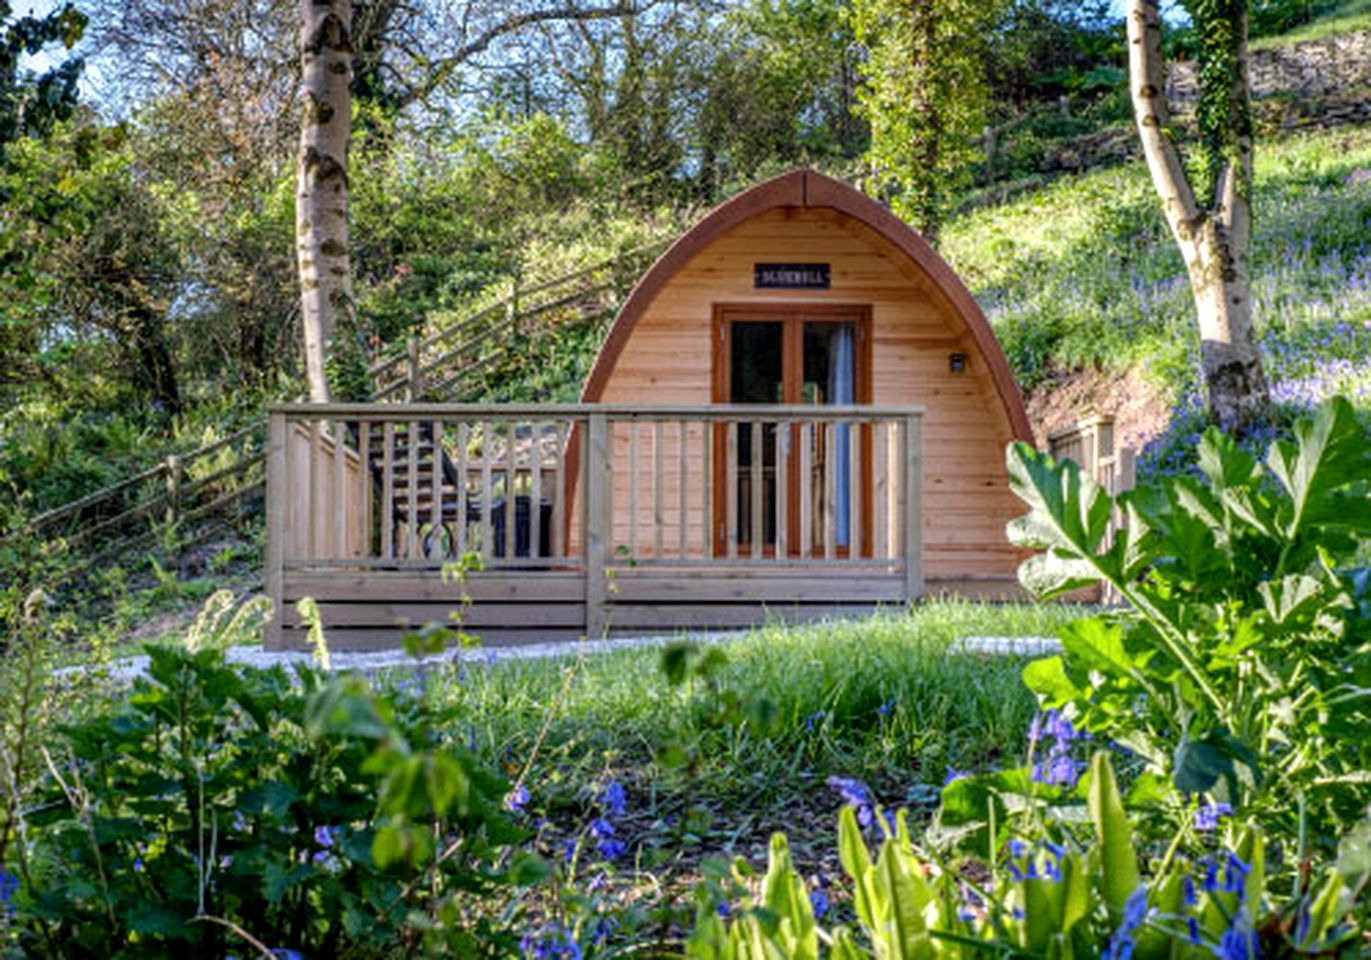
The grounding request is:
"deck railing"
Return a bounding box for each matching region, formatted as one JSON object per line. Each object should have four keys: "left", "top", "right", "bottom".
{"left": 266, "top": 403, "right": 924, "bottom": 642}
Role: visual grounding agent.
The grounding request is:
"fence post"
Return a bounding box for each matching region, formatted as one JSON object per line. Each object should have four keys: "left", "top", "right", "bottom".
{"left": 584, "top": 411, "right": 611, "bottom": 638}
{"left": 902, "top": 414, "right": 923, "bottom": 603}
{"left": 264, "top": 410, "right": 288, "bottom": 650}
{"left": 405, "top": 336, "right": 423, "bottom": 401}
{"left": 164, "top": 454, "right": 181, "bottom": 528}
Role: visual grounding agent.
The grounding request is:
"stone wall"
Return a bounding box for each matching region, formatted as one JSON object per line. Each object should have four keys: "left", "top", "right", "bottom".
{"left": 1167, "top": 30, "right": 1371, "bottom": 101}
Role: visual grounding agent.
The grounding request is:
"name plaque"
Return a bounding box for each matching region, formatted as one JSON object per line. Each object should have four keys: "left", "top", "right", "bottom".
{"left": 754, "top": 263, "right": 830, "bottom": 289}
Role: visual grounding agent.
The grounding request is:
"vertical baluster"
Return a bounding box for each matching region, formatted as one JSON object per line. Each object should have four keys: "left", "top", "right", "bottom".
{"left": 480, "top": 420, "right": 493, "bottom": 562}
{"left": 848, "top": 417, "right": 861, "bottom": 559}
{"left": 358, "top": 420, "right": 371, "bottom": 559}
{"left": 775, "top": 418, "right": 787, "bottom": 561}
{"left": 432, "top": 418, "right": 445, "bottom": 559}
{"left": 799, "top": 420, "right": 812, "bottom": 558}
{"left": 702, "top": 418, "right": 712, "bottom": 559}
{"left": 381, "top": 421, "right": 394, "bottom": 560}
{"left": 308, "top": 419, "right": 322, "bottom": 559}
{"left": 628, "top": 419, "right": 639, "bottom": 560}
{"left": 873, "top": 421, "right": 888, "bottom": 560}
{"left": 332, "top": 418, "right": 346, "bottom": 558}
{"left": 505, "top": 420, "right": 517, "bottom": 562}
{"left": 406, "top": 419, "right": 419, "bottom": 560}
{"left": 824, "top": 420, "right": 835, "bottom": 561}
{"left": 677, "top": 420, "right": 687, "bottom": 559}
{"left": 552, "top": 421, "right": 567, "bottom": 558}
{"left": 726, "top": 420, "right": 738, "bottom": 560}
{"left": 750, "top": 419, "right": 762, "bottom": 560}
{"left": 455, "top": 422, "right": 469, "bottom": 557}
{"left": 903, "top": 415, "right": 924, "bottom": 600}
{"left": 653, "top": 419, "right": 664, "bottom": 559}
{"left": 530, "top": 420, "right": 543, "bottom": 560}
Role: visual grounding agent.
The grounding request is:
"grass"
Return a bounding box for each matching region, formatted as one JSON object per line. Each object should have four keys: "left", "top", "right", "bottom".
{"left": 389, "top": 600, "right": 1082, "bottom": 860}
{"left": 940, "top": 124, "right": 1371, "bottom": 403}
{"left": 1252, "top": 0, "right": 1371, "bottom": 49}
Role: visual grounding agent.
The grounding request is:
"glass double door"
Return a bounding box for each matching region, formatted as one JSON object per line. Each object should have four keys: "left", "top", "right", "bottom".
{"left": 712, "top": 304, "right": 871, "bottom": 557}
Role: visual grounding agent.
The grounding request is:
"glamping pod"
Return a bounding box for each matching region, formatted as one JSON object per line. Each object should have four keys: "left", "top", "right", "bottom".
{"left": 580, "top": 168, "right": 1031, "bottom": 593}
{"left": 265, "top": 169, "right": 1032, "bottom": 651}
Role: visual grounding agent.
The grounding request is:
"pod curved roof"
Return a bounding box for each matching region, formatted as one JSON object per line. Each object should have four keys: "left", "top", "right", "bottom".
{"left": 582, "top": 168, "right": 1032, "bottom": 442}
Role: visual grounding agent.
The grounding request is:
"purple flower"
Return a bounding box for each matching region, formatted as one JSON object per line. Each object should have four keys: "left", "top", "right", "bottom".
{"left": 943, "top": 766, "right": 970, "bottom": 786}
{"left": 1217, "top": 910, "right": 1258, "bottom": 960}
{"left": 1194, "top": 802, "right": 1233, "bottom": 832}
{"left": 1104, "top": 886, "right": 1151, "bottom": 960}
{"left": 595, "top": 839, "right": 627, "bottom": 861}
{"left": 600, "top": 781, "right": 626, "bottom": 818}
{"left": 505, "top": 783, "right": 531, "bottom": 813}
{"left": 521, "top": 924, "right": 583, "bottom": 959}
{"left": 0, "top": 868, "right": 17, "bottom": 913}
{"left": 877, "top": 698, "right": 895, "bottom": 716}
{"left": 805, "top": 711, "right": 826, "bottom": 733}
{"left": 810, "top": 888, "right": 830, "bottom": 918}
{"left": 590, "top": 818, "right": 615, "bottom": 840}
{"left": 826, "top": 776, "right": 875, "bottom": 829}
{"left": 313, "top": 825, "right": 338, "bottom": 848}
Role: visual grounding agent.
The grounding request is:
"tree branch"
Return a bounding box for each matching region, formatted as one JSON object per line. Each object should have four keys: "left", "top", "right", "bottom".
{"left": 398, "top": 1, "right": 650, "bottom": 108}
{"left": 1126, "top": 0, "right": 1200, "bottom": 244}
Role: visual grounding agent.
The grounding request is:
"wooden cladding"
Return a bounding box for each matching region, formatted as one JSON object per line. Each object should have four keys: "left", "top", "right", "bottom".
{"left": 265, "top": 402, "right": 925, "bottom": 649}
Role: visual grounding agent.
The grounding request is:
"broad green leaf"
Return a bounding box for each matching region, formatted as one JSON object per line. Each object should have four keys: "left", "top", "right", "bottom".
{"left": 1267, "top": 397, "right": 1371, "bottom": 542}
{"left": 1258, "top": 574, "right": 1326, "bottom": 626}
{"left": 1022, "top": 655, "right": 1079, "bottom": 707}
{"left": 762, "top": 834, "right": 817, "bottom": 960}
{"left": 1058, "top": 618, "right": 1147, "bottom": 688}
{"left": 1005, "top": 442, "right": 1114, "bottom": 563}
{"left": 1197, "top": 428, "right": 1260, "bottom": 491}
{"left": 1303, "top": 872, "right": 1345, "bottom": 945}
{"left": 1086, "top": 752, "right": 1139, "bottom": 923}
{"left": 1017, "top": 549, "right": 1101, "bottom": 598}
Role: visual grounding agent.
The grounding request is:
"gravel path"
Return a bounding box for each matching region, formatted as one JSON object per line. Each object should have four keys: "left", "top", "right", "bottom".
{"left": 62, "top": 632, "right": 1061, "bottom": 682}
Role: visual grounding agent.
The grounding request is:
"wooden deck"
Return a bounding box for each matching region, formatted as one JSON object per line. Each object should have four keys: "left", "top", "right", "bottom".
{"left": 264, "top": 402, "right": 927, "bottom": 650}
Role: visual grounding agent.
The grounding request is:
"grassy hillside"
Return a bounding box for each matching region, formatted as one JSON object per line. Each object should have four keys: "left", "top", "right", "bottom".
{"left": 941, "top": 124, "right": 1371, "bottom": 412}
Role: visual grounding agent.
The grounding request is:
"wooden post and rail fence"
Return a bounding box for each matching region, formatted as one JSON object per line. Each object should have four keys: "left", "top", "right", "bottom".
{"left": 11, "top": 242, "right": 672, "bottom": 573}
{"left": 265, "top": 402, "right": 925, "bottom": 650}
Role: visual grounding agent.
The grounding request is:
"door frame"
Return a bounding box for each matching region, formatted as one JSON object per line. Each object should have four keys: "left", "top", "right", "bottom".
{"left": 710, "top": 302, "right": 874, "bottom": 557}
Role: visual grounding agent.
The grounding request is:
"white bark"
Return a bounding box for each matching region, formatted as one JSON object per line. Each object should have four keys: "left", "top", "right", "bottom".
{"left": 1126, "top": 0, "right": 1269, "bottom": 430}
{"left": 296, "top": 0, "right": 353, "bottom": 404}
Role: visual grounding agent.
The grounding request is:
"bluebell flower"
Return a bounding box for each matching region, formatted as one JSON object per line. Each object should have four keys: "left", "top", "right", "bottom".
{"left": 1188, "top": 917, "right": 1202, "bottom": 946}
{"left": 805, "top": 711, "right": 825, "bottom": 733}
{"left": 810, "top": 888, "right": 830, "bottom": 918}
{"left": 826, "top": 776, "right": 875, "bottom": 828}
{"left": 1103, "top": 886, "right": 1151, "bottom": 960}
{"left": 0, "top": 868, "right": 17, "bottom": 913}
{"left": 505, "top": 783, "right": 531, "bottom": 813}
{"left": 877, "top": 698, "right": 895, "bottom": 716}
{"left": 716, "top": 902, "right": 732, "bottom": 918}
{"left": 521, "top": 924, "right": 583, "bottom": 959}
{"left": 590, "top": 916, "right": 618, "bottom": 947}
{"left": 595, "top": 839, "right": 626, "bottom": 862}
{"left": 1183, "top": 875, "right": 1197, "bottom": 906}
{"left": 1194, "top": 802, "right": 1233, "bottom": 832}
{"left": 590, "top": 818, "right": 615, "bottom": 840}
{"left": 313, "top": 825, "right": 338, "bottom": 848}
{"left": 943, "top": 766, "right": 970, "bottom": 785}
{"left": 600, "top": 781, "right": 627, "bottom": 818}
{"left": 1217, "top": 910, "right": 1258, "bottom": 960}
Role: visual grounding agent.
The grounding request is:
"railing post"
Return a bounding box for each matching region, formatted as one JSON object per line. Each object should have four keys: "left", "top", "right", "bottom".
{"left": 264, "top": 411, "right": 288, "bottom": 650}
{"left": 164, "top": 454, "right": 181, "bottom": 528}
{"left": 406, "top": 336, "right": 423, "bottom": 401}
{"left": 902, "top": 414, "right": 923, "bottom": 603}
{"left": 584, "top": 411, "right": 611, "bottom": 638}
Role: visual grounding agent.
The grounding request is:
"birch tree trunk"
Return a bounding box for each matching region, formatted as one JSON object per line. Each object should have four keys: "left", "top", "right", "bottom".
{"left": 1126, "top": 0, "right": 1269, "bottom": 431}
{"left": 296, "top": 0, "right": 353, "bottom": 404}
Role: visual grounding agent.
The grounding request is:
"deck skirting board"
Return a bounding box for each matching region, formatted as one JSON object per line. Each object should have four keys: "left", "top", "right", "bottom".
{"left": 274, "top": 568, "right": 1021, "bottom": 651}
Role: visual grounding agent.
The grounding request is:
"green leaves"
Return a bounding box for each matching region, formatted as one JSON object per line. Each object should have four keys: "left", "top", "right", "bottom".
{"left": 1086, "top": 752, "right": 1139, "bottom": 925}
{"left": 1008, "top": 399, "right": 1371, "bottom": 822}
